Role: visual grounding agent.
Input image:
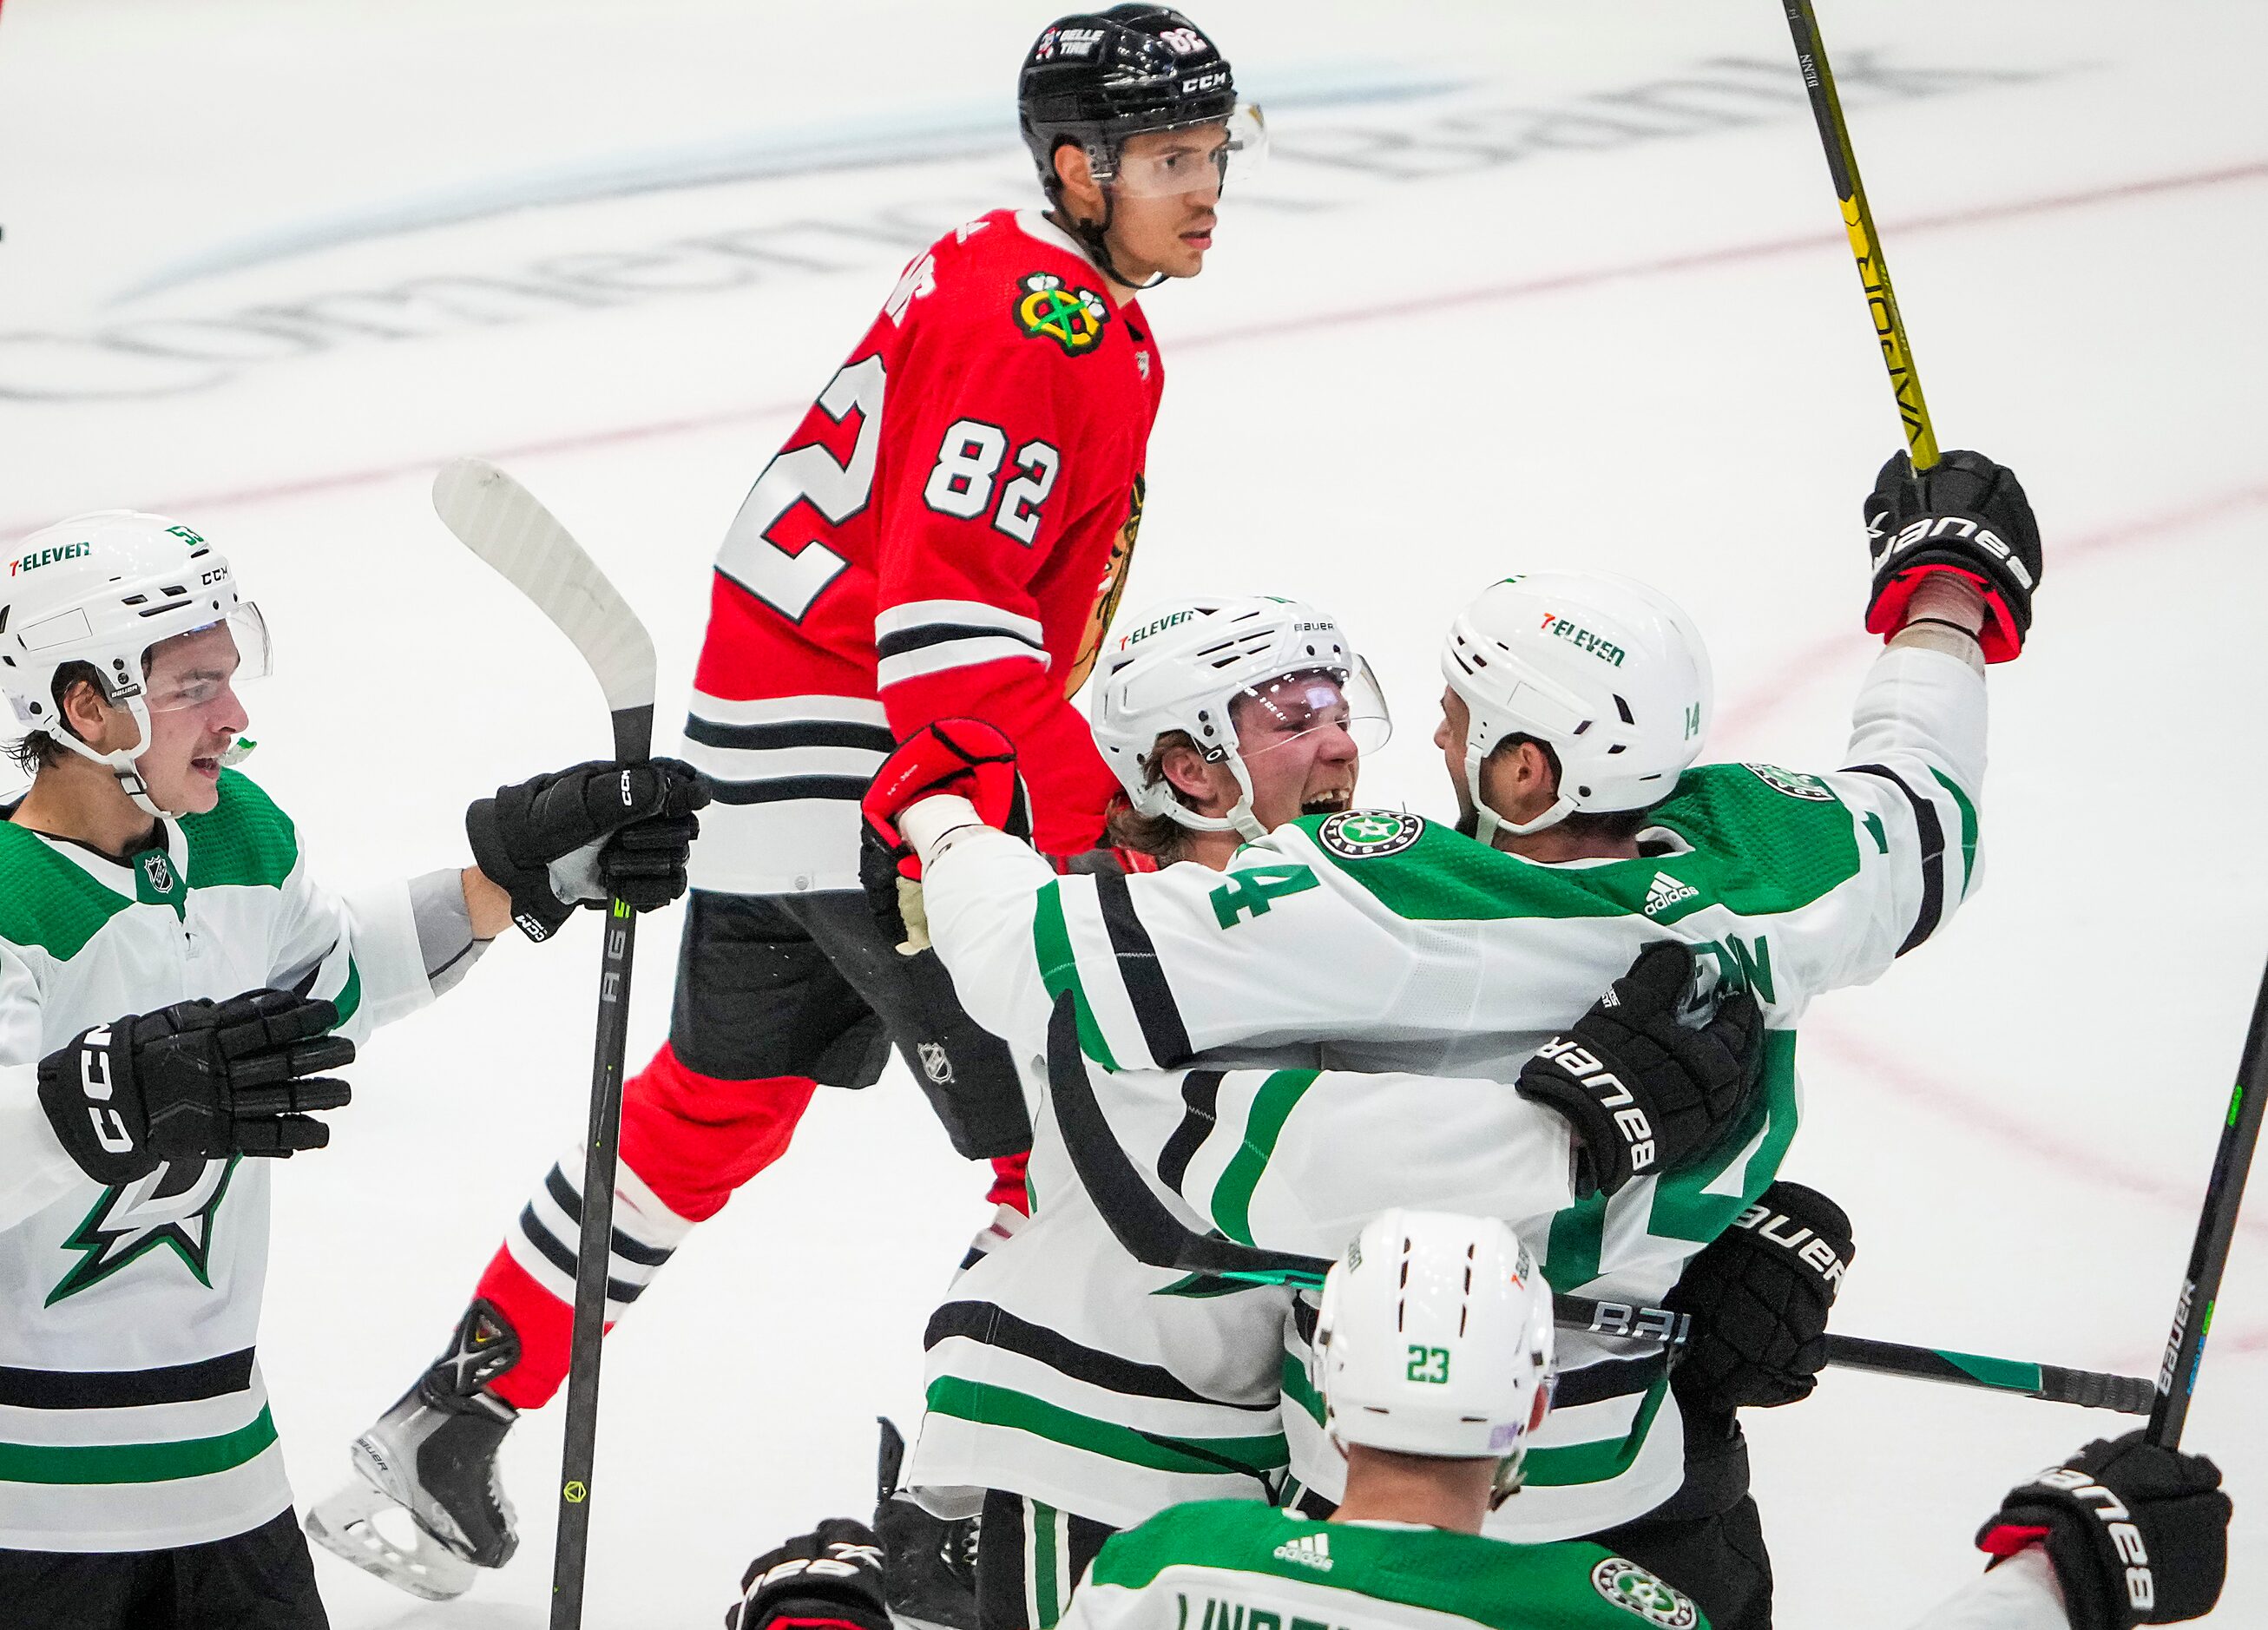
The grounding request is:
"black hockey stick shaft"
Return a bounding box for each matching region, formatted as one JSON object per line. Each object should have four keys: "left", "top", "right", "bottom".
{"left": 2146, "top": 950, "right": 2268, "bottom": 1447}
{"left": 1043, "top": 995, "right": 2151, "bottom": 1412}
{"left": 549, "top": 701, "right": 653, "bottom": 1630}
{"left": 1780, "top": 0, "right": 1942, "bottom": 471}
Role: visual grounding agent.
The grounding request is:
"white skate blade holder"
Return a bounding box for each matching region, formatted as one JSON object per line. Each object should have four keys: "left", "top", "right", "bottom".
{"left": 306, "top": 1476, "right": 481, "bottom": 1602}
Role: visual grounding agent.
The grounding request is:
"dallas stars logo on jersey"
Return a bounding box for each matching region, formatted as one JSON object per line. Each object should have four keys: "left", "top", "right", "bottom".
{"left": 1015, "top": 271, "right": 1109, "bottom": 355}
{"left": 1316, "top": 809, "right": 1426, "bottom": 859}
{"left": 48, "top": 1157, "right": 239, "bottom": 1305}
{"left": 1591, "top": 1558, "right": 1699, "bottom": 1627}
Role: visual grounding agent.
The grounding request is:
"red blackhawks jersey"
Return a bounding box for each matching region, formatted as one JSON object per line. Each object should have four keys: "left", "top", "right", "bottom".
{"left": 686, "top": 207, "right": 1164, "bottom": 894}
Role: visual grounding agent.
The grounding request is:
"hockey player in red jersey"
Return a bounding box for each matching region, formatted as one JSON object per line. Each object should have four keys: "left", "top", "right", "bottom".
{"left": 307, "top": 5, "right": 1265, "bottom": 1600}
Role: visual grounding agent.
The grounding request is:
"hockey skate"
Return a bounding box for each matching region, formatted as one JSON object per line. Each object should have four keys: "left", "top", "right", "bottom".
{"left": 875, "top": 1416, "right": 981, "bottom": 1630}
{"left": 305, "top": 1300, "right": 523, "bottom": 1600}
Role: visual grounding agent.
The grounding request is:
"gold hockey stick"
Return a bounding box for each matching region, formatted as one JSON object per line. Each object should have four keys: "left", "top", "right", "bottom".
{"left": 1780, "top": 0, "right": 1942, "bottom": 471}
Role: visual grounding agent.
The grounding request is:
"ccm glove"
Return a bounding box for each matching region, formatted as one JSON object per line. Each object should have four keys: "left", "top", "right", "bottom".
{"left": 468, "top": 758, "right": 710, "bottom": 942}
{"left": 726, "top": 1518, "right": 891, "bottom": 1630}
{"left": 1666, "top": 1180, "right": 1853, "bottom": 1414}
{"left": 1977, "top": 1433, "right": 2229, "bottom": 1630}
{"left": 36, "top": 991, "right": 352, "bottom": 1185}
{"left": 1515, "top": 942, "right": 1763, "bottom": 1197}
{"left": 859, "top": 720, "right": 1032, "bottom": 954}
{"left": 1864, "top": 448, "right": 2042, "bottom": 662}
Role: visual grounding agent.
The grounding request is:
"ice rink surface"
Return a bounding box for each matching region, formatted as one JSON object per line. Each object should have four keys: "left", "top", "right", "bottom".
{"left": 3, "top": 1, "right": 2265, "bottom": 1623}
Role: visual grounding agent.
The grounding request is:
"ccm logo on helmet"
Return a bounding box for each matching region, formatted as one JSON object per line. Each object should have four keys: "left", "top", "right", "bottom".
{"left": 1533, "top": 1036, "right": 1653, "bottom": 1172}
{"left": 1871, "top": 516, "right": 2037, "bottom": 589}
{"left": 1180, "top": 71, "right": 1227, "bottom": 93}
{"left": 2028, "top": 1466, "right": 2156, "bottom": 1612}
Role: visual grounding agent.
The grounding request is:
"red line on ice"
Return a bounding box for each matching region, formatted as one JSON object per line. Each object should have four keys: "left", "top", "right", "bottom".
{"left": 9, "top": 156, "right": 2264, "bottom": 536}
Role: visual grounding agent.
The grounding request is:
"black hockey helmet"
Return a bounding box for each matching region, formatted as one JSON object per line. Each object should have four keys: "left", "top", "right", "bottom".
{"left": 1017, "top": 6, "right": 1241, "bottom": 196}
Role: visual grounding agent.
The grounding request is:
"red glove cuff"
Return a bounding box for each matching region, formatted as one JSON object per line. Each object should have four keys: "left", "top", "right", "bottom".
{"left": 1865, "top": 565, "right": 2022, "bottom": 663}
{"left": 1975, "top": 1522, "right": 2053, "bottom": 1562}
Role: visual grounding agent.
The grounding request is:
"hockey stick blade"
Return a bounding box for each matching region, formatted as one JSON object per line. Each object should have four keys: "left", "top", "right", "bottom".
{"left": 1045, "top": 996, "right": 1686, "bottom": 1338}
{"left": 432, "top": 458, "right": 659, "bottom": 748}
{"left": 1046, "top": 995, "right": 1331, "bottom": 1291}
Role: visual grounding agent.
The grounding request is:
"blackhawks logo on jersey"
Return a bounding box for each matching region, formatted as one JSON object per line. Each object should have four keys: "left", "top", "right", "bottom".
{"left": 1590, "top": 1558, "right": 1699, "bottom": 1627}
{"left": 48, "top": 1156, "right": 240, "bottom": 1305}
{"left": 1317, "top": 809, "right": 1425, "bottom": 859}
{"left": 1015, "top": 272, "right": 1109, "bottom": 356}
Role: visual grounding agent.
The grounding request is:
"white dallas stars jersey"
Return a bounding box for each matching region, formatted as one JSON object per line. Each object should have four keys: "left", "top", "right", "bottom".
{"left": 908, "top": 844, "right": 1295, "bottom": 1528}
{"left": 0, "top": 772, "right": 434, "bottom": 1552}
{"left": 920, "top": 644, "right": 1986, "bottom": 1541}
{"left": 1063, "top": 1502, "right": 2074, "bottom": 1630}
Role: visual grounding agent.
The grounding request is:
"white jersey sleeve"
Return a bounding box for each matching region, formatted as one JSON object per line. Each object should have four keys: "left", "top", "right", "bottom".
{"left": 1908, "top": 1550, "right": 2069, "bottom": 1630}
{"left": 1080, "top": 1055, "right": 1575, "bottom": 1259}
{"left": 0, "top": 943, "right": 73, "bottom": 1232}
{"left": 265, "top": 851, "right": 437, "bottom": 1048}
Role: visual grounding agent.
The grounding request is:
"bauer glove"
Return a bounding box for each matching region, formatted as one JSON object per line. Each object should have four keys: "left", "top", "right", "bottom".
{"left": 1666, "top": 1179, "right": 1853, "bottom": 1414}
{"left": 1515, "top": 941, "right": 1763, "bottom": 1198}
{"left": 726, "top": 1517, "right": 891, "bottom": 1630}
{"left": 467, "top": 757, "right": 710, "bottom": 942}
{"left": 36, "top": 991, "right": 353, "bottom": 1185}
{"left": 1864, "top": 448, "right": 2042, "bottom": 661}
{"left": 1978, "top": 1432, "right": 2229, "bottom": 1630}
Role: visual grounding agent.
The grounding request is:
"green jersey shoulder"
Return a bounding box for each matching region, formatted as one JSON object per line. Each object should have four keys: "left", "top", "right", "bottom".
{"left": 1285, "top": 762, "right": 1869, "bottom": 932}
{"left": 0, "top": 769, "right": 301, "bottom": 962}
{"left": 1084, "top": 1502, "right": 1710, "bottom": 1630}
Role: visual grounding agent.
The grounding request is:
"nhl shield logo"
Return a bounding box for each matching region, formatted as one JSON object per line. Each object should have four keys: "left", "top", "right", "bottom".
{"left": 1316, "top": 809, "right": 1424, "bottom": 860}
{"left": 918, "top": 1042, "right": 956, "bottom": 1087}
{"left": 141, "top": 852, "right": 175, "bottom": 894}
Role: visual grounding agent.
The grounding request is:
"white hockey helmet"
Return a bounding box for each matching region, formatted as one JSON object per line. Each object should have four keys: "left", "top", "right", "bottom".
{"left": 1317, "top": 1209, "right": 1556, "bottom": 1504}
{"left": 1440, "top": 571, "right": 1711, "bottom": 842}
{"left": 1, "top": 510, "right": 270, "bottom": 814}
{"left": 1087, "top": 595, "right": 1388, "bottom": 841}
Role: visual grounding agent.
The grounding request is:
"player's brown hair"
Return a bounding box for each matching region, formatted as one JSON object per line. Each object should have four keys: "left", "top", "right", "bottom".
{"left": 1101, "top": 728, "right": 1204, "bottom": 863}
{"left": 3, "top": 662, "right": 106, "bottom": 776}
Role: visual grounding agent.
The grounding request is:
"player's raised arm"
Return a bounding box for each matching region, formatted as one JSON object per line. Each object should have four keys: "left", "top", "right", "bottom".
{"left": 1812, "top": 449, "right": 2038, "bottom": 989}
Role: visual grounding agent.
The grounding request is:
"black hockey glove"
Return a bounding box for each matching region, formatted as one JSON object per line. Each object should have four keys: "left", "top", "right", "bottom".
{"left": 36, "top": 991, "right": 352, "bottom": 1185}
{"left": 1863, "top": 448, "right": 2042, "bottom": 662}
{"left": 1515, "top": 942, "right": 1763, "bottom": 1198}
{"left": 874, "top": 1416, "right": 979, "bottom": 1630}
{"left": 1665, "top": 1180, "right": 1853, "bottom": 1414}
{"left": 726, "top": 1518, "right": 891, "bottom": 1630}
{"left": 1977, "top": 1432, "right": 2229, "bottom": 1630}
{"left": 467, "top": 757, "right": 711, "bottom": 942}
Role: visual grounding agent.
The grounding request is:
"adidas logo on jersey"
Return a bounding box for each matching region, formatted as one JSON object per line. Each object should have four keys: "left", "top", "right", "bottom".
{"left": 1643, "top": 871, "right": 1698, "bottom": 917}
{"left": 1271, "top": 1532, "right": 1332, "bottom": 1572}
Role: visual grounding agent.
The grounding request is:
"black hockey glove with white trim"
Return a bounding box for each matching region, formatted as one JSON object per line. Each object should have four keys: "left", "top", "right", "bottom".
{"left": 1665, "top": 1180, "right": 1853, "bottom": 1414}
{"left": 726, "top": 1518, "right": 891, "bottom": 1630}
{"left": 36, "top": 991, "right": 352, "bottom": 1185}
{"left": 1864, "top": 448, "right": 2042, "bottom": 662}
{"left": 468, "top": 757, "right": 710, "bottom": 942}
{"left": 1977, "top": 1432, "right": 2229, "bottom": 1630}
{"left": 1515, "top": 942, "right": 1763, "bottom": 1198}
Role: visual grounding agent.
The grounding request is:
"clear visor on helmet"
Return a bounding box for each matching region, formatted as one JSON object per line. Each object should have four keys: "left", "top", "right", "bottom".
{"left": 1106, "top": 100, "right": 1267, "bottom": 198}
{"left": 138, "top": 603, "right": 273, "bottom": 713}
{"left": 1228, "top": 659, "right": 1390, "bottom": 759}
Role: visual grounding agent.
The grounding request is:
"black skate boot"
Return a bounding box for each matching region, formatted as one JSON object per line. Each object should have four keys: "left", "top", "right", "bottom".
{"left": 874, "top": 1416, "right": 981, "bottom": 1630}
{"left": 304, "top": 1299, "right": 523, "bottom": 1600}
